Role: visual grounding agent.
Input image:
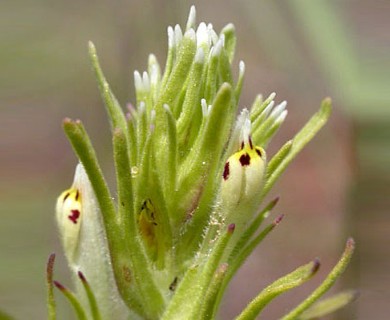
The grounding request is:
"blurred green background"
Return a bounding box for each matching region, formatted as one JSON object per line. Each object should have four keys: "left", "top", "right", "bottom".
{"left": 1, "top": 0, "right": 389, "bottom": 319}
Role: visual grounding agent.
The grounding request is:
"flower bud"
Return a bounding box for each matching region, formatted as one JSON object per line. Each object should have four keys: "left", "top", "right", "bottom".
{"left": 221, "top": 138, "right": 266, "bottom": 210}
{"left": 220, "top": 119, "right": 266, "bottom": 234}
{"left": 56, "top": 164, "right": 129, "bottom": 319}
{"left": 56, "top": 187, "right": 82, "bottom": 262}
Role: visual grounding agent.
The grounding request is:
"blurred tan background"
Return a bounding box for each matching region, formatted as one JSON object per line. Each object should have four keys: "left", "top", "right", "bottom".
{"left": 1, "top": 0, "right": 389, "bottom": 319}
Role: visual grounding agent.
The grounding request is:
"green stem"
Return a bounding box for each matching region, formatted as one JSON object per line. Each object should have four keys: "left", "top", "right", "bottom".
{"left": 54, "top": 281, "right": 88, "bottom": 320}
{"left": 77, "top": 272, "right": 102, "bottom": 320}
{"left": 46, "top": 254, "right": 56, "bottom": 320}
{"left": 280, "top": 238, "right": 355, "bottom": 320}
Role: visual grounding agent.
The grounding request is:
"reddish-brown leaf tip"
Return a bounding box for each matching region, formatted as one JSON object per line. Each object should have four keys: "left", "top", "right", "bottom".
{"left": 273, "top": 214, "right": 284, "bottom": 226}
{"left": 53, "top": 280, "right": 66, "bottom": 292}
{"left": 228, "top": 223, "right": 236, "bottom": 234}
{"left": 312, "top": 258, "right": 321, "bottom": 274}
{"left": 270, "top": 196, "right": 280, "bottom": 208}
{"left": 46, "top": 253, "right": 56, "bottom": 275}
{"left": 346, "top": 237, "right": 355, "bottom": 250}
{"left": 77, "top": 271, "right": 87, "bottom": 283}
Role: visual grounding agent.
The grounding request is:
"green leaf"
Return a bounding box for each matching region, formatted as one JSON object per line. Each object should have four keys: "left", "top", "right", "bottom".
{"left": 281, "top": 238, "right": 355, "bottom": 320}
{"left": 235, "top": 259, "right": 320, "bottom": 320}
{"left": 234, "top": 61, "right": 245, "bottom": 103}
{"left": 162, "top": 225, "right": 235, "bottom": 320}
{"left": 176, "top": 83, "right": 234, "bottom": 255}
{"left": 0, "top": 311, "right": 14, "bottom": 320}
{"left": 229, "top": 214, "right": 284, "bottom": 277}
{"left": 54, "top": 281, "right": 88, "bottom": 320}
{"left": 113, "top": 128, "right": 166, "bottom": 317}
{"left": 250, "top": 92, "right": 275, "bottom": 124}
{"left": 156, "top": 29, "right": 197, "bottom": 129}
{"left": 126, "top": 115, "right": 138, "bottom": 166}
{"left": 204, "top": 41, "right": 221, "bottom": 104}
{"left": 263, "top": 98, "right": 331, "bottom": 196}
{"left": 177, "top": 48, "right": 205, "bottom": 150}
{"left": 199, "top": 263, "right": 229, "bottom": 319}
{"left": 163, "top": 105, "right": 178, "bottom": 203}
{"left": 148, "top": 54, "right": 161, "bottom": 105}
{"left": 266, "top": 140, "right": 293, "bottom": 179}
{"left": 46, "top": 254, "right": 56, "bottom": 320}
{"left": 220, "top": 23, "right": 236, "bottom": 63}
{"left": 62, "top": 119, "right": 116, "bottom": 234}
{"left": 298, "top": 290, "right": 358, "bottom": 320}
{"left": 231, "top": 197, "right": 280, "bottom": 259}
{"left": 88, "top": 42, "right": 127, "bottom": 135}
{"left": 135, "top": 102, "right": 148, "bottom": 164}
{"left": 113, "top": 127, "right": 134, "bottom": 228}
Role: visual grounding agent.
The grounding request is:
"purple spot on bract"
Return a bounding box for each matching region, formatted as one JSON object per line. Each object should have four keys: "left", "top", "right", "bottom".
{"left": 239, "top": 153, "right": 251, "bottom": 166}
{"left": 223, "top": 162, "right": 230, "bottom": 180}
{"left": 68, "top": 209, "right": 80, "bottom": 224}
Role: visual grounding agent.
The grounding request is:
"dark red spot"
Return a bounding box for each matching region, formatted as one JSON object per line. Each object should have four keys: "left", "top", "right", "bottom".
{"left": 68, "top": 209, "right": 80, "bottom": 224}
{"left": 249, "top": 136, "right": 253, "bottom": 149}
{"left": 223, "top": 162, "right": 230, "bottom": 180}
{"left": 63, "top": 192, "right": 70, "bottom": 202}
{"left": 169, "top": 277, "right": 178, "bottom": 291}
{"left": 75, "top": 190, "right": 80, "bottom": 201}
{"left": 122, "top": 266, "right": 132, "bottom": 283}
{"left": 255, "top": 148, "right": 262, "bottom": 157}
{"left": 239, "top": 153, "right": 251, "bottom": 166}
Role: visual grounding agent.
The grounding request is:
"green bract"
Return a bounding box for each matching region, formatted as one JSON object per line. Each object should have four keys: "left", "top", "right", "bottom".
{"left": 51, "top": 6, "right": 355, "bottom": 320}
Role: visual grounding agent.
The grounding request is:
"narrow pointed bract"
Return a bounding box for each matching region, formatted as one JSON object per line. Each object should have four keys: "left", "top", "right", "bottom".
{"left": 52, "top": 6, "right": 354, "bottom": 320}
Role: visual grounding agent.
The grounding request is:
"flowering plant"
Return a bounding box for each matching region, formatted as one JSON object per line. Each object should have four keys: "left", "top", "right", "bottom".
{"left": 50, "top": 6, "right": 355, "bottom": 320}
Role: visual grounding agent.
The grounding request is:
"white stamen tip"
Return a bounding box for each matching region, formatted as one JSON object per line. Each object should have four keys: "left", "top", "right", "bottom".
{"left": 186, "top": 5, "right": 196, "bottom": 30}
{"left": 142, "top": 71, "right": 150, "bottom": 91}
{"left": 196, "top": 22, "right": 209, "bottom": 47}
{"left": 276, "top": 109, "right": 288, "bottom": 124}
{"left": 168, "top": 26, "right": 175, "bottom": 48}
{"left": 201, "top": 98, "right": 208, "bottom": 117}
{"left": 139, "top": 101, "right": 146, "bottom": 113}
{"left": 207, "top": 24, "right": 218, "bottom": 45}
{"left": 134, "top": 71, "right": 142, "bottom": 90}
{"left": 241, "top": 109, "right": 251, "bottom": 144}
{"left": 262, "top": 101, "right": 275, "bottom": 118}
{"left": 268, "top": 92, "right": 276, "bottom": 101}
{"left": 174, "top": 24, "right": 183, "bottom": 46}
{"left": 220, "top": 34, "right": 225, "bottom": 47}
{"left": 270, "top": 101, "right": 287, "bottom": 118}
{"left": 212, "top": 38, "right": 223, "bottom": 57}
{"left": 239, "top": 61, "right": 245, "bottom": 74}
{"left": 150, "top": 109, "right": 156, "bottom": 123}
